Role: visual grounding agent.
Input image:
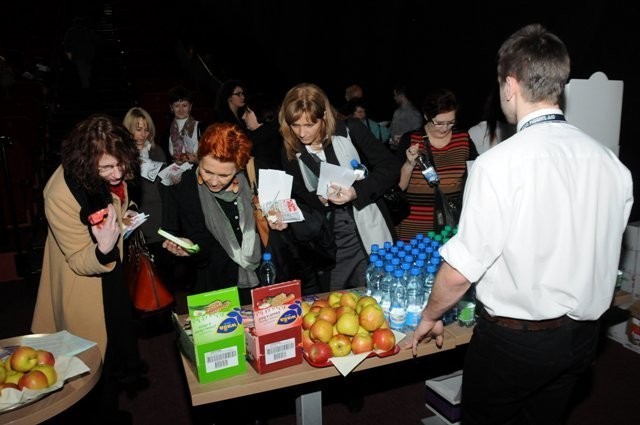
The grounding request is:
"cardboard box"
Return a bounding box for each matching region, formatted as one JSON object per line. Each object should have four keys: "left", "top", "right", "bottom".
{"left": 175, "top": 287, "right": 247, "bottom": 383}
{"left": 245, "top": 326, "right": 302, "bottom": 374}
{"left": 425, "top": 370, "right": 463, "bottom": 425}
{"left": 246, "top": 280, "right": 303, "bottom": 373}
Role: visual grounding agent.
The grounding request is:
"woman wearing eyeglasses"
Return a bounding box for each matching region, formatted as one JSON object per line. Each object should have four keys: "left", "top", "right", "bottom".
{"left": 214, "top": 79, "right": 248, "bottom": 130}
{"left": 32, "top": 114, "right": 148, "bottom": 422}
{"left": 396, "top": 88, "right": 478, "bottom": 239}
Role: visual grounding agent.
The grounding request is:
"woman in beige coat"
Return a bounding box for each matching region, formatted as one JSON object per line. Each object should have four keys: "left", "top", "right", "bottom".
{"left": 32, "top": 114, "right": 148, "bottom": 422}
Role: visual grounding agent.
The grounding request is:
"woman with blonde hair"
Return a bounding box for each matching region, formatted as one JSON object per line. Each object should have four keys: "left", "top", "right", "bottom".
{"left": 280, "top": 83, "right": 399, "bottom": 291}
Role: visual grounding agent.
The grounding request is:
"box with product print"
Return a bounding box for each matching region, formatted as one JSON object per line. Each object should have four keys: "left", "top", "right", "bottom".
{"left": 175, "top": 287, "right": 246, "bottom": 383}
{"left": 245, "top": 280, "right": 303, "bottom": 374}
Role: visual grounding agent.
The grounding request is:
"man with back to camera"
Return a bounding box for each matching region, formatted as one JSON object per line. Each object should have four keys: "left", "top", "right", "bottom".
{"left": 411, "top": 23, "right": 633, "bottom": 425}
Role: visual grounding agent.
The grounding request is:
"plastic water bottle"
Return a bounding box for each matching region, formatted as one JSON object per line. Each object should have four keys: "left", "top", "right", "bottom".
{"left": 364, "top": 254, "right": 379, "bottom": 287}
{"left": 380, "top": 264, "right": 395, "bottom": 319}
{"left": 423, "top": 265, "right": 437, "bottom": 309}
{"left": 351, "top": 159, "right": 369, "bottom": 180}
{"left": 404, "top": 267, "right": 424, "bottom": 332}
{"left": 389, "top": 269, "right": 407, "bottom": 331}
{"left": 258, "top": 252, "right": 277, "bottom": 285}
{"left": 457, "top": 286, "right": 477, "bottom": 327}
{"left": 367, "top": 259, "right": 385, "bottom": 298}
{"left": 416, "top": 154, "right": 439, "bottom": 186}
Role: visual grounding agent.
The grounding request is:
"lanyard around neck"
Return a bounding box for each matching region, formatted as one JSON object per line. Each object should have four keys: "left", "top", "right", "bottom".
{"left": 520, "top": 113, "right": 566, "bottom": 130}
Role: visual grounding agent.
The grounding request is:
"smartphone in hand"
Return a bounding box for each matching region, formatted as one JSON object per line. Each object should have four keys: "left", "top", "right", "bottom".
{"left": 157, "top": 228, "right": 200, "bottom": 253}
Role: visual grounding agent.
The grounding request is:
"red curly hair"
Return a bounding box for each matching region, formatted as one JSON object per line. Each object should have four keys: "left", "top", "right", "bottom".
{"left": 198, "top": 123, "right": 252, "bottom": 169}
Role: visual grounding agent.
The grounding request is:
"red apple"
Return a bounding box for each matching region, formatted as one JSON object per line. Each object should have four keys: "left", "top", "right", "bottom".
{"left": 310, "top": 319, "right": 334, "bottom": 343}
{"left": 10, "top": 346, "right": 38, "bottom": 372}
{"left": 311, "top": 298, "right": 331, "bottom": 309}
{"left": 372, "top": 328, "right": 396, "bottom": 352}
{"left": 359, "top": 303, "right": 385, "bottom": 331}
{"left": 302, "top": 329, "right": 314, "bottom": 352}
{"left": 18, "top": 369, "right": 49, "bottom": 390}
{"left": 36, "top": 349, "right": 55, "bottom": 366}
{"left": 0, "top": 382, "right": 19, "bottom": 391}
{"left": 351, "top": 332, "right": 374, "bottom": 354}
{"left": 317, "top": 307, "right": 337, "bottom": 325}
{"left": 31, "top": 364, "right": 57, "bottom": 386}
{"left": 308, "top": 341, "right": 332, "bottom": 364}
{"left": 328, "top": 334, "right": 352, "bottom": 357}
{"left": 336, "top": 312, "right": 360, "bottom": 336}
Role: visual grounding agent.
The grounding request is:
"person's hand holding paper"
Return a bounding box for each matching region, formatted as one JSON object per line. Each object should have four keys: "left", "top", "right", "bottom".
{"left": 317, "top": 162, "right": 357, "bottom": 199}
{"left": 258, "top": 169, "right": 303, "bottom": 223}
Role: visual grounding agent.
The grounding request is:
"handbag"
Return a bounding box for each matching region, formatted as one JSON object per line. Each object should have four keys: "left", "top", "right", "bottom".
{"left": 434, "top": 188, "right": 463, "bottom": 230}
{"left": 126, "top": 229, "right": 175, "bottom": 313}
{"left": 382, "top": 185, "right": 411, "bottom": 225}
{"left": 246, "top": 156, "right": 270, "bottom": 247}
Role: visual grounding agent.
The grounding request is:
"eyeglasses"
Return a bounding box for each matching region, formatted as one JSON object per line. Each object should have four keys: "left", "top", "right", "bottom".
{"left": 431, "top": 119, "right": 456, "bottom": 129}
{"left": 232, "top": 91, "right": 245, "bottom": 97}
{"left": 98, "top": 163, "right": 122, "bottom": 175}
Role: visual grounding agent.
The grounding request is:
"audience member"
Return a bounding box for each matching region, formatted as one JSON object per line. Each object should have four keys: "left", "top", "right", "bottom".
{"left": 337, "top": 83, "right": 364, "bottom": 118}
{"left": 411, "top": 24, "right": 633, "bottom": 425}
{"left": 468, "top": 84, "right": 516, "bottom": 154}
{"left": 123, "top": 107, "right": 173, "bottom": 284}
{"left": 346, "top": 98, "right": 390, "bottom": 144}
{"left": 63, "top": 16, "right": 98, "bottom": 90}
{"left": 32, "top": 114, "right": 148, "bottom": 423}
{"left": 167, "top": 85, "right": 202, "bottom": 165}
{"left": 161, "top": 123, "right": 294, "bottom": 305}
{"left": 242, "top": 92, "right": 283, "bottom": 170}
{"left": 214, "top": 79, "right": 247, "bottom": 129}
{"left": 389, "top": 84, "right": 423, "bottom": 149}
{"left": 280, "top": 83, "right": 399, "bottom": 291}
{"left": 396, "top": 88, "right": 478, "bottom": 239}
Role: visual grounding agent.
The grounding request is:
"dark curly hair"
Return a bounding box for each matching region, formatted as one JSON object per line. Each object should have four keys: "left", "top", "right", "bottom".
{"left": 61, "top": 114, "right": 140, "bottom": 193}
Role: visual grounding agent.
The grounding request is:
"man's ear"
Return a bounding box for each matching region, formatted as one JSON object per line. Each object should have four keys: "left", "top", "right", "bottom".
{"left": 504, "top": 76, "right": 517, "bottom": 101}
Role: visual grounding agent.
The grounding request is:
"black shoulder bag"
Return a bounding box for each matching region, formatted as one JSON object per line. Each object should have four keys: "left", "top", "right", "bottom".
{"left": 423, "top": 140, "right": 464, "bottom": 230}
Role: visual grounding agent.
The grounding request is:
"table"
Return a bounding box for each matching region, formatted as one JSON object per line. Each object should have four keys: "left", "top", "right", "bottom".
{"left": 0, "top": 336, "right": 103, "bottom": 425}
{"left": 179, "top": 322, "right": 473, "bottom": 424}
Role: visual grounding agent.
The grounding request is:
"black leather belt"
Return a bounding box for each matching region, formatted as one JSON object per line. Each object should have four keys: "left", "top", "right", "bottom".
{"left": 478, "top": 305, "right": 570, "bottom": 331}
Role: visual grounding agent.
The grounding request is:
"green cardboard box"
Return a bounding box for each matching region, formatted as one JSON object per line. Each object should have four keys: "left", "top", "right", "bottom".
{"left": 176, "top": 287, "right": 246, "bottom": 383}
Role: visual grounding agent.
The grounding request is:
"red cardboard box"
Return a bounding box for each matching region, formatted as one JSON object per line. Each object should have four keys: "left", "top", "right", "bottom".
{"left": 246, "top": 280, "right": 303, "bottom": 373}
{"left": 245, "top": 326, "right": 302, "bottom": 374}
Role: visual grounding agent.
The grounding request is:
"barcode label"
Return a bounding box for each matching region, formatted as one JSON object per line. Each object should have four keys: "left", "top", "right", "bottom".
{"left": 264, "top": 338, "right": 296, "bottom": 364}
{"left": 204, "top": 346, "right": 239, "bottom": 372}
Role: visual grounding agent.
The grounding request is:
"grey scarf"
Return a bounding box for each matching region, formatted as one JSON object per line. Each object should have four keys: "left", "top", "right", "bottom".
{"left": 197, "top": 171, "right": 260, "bottom": 288}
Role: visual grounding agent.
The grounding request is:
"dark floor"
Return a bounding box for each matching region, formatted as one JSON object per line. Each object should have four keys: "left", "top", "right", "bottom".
{"left": 1, "top": 273, "right": 639, "bottom": 425}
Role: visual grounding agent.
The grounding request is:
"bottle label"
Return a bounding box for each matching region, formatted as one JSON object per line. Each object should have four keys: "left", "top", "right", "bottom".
{"left": 422, "top": 167, "right": 439, "bottom": 184}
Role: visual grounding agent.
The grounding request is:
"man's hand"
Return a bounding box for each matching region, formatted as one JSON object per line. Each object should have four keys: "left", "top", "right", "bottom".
{"left": 411, "top": 317, "right": 445, "bottom": 356}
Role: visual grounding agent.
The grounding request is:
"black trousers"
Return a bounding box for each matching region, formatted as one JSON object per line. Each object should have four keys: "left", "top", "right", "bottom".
{"left": 461, "top": 314, "right": 599, "bottom": 425}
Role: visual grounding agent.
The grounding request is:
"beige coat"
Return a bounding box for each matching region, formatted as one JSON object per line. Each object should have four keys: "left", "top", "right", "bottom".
{"left": 32, "top": 166, "right": 128, "bottom": 359}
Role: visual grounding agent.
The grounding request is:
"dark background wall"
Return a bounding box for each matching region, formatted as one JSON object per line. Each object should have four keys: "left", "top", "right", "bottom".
{"left": 181, "top": 0, "right": 639, "bottom": 219}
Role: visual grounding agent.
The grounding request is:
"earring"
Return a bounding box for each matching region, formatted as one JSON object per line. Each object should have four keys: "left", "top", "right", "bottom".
{"left": 197, "top": 173, "right": 203, "bottom": 184}
{"left": 232, "top": 177, "right": 239, "bottom": 193}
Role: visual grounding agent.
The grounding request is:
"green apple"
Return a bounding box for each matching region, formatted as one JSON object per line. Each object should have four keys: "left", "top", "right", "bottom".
{"left": 328, "top": 334, "right": 352, "bottom": 357}
{"left": 336, "top": 312, "right": 360, "bottom": 336}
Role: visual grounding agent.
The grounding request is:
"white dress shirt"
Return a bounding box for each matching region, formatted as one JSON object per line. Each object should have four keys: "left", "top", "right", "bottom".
{"left": 440, "top": 108, "right": 634, "bottom": 321}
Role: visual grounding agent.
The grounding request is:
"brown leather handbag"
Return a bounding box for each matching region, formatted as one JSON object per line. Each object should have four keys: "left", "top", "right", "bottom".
{"left": 126, "top": 230, "right": 175, "bottom": 313}
{"left": 246, "top": 157, "right": 270, "bottom": 247}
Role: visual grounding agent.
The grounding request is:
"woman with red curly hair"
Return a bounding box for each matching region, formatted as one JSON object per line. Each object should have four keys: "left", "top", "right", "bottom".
{"left": 162, "top": 122, "right": 289, "bottom": 304}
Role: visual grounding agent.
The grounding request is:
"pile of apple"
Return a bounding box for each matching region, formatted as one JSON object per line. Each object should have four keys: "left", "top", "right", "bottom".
{"left": 301, "top": 291, "right": 396, "bottom": 364}
{"left": 0, "top": 346, "right": 57, "bottom": 393}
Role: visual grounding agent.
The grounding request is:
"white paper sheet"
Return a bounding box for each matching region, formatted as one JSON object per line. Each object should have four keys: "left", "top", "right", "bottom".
{"left": 317, "top": 162, "right": 357, "bottom": 198}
